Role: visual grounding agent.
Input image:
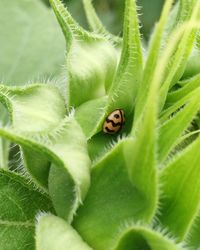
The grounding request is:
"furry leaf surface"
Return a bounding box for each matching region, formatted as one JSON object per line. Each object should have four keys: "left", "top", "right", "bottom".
{"left": 0, "top": 170, "right": 54, "bottom": 250}
{"left": 36, "top": 214, "right": 93, "bottom": 250}
{"left": 0, "top": 0, "right": 65, "bottom": 84}
{"left": 0, "top": 84, "right": 91, "bottom": 222}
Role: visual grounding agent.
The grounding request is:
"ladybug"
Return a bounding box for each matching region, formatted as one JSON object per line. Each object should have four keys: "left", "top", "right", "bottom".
{"left": 103, "top": 109, "right": 125, "bottom": 134}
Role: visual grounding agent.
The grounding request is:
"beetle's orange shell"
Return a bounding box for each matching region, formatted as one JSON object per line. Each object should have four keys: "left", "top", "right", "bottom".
{"left": 103, "top": 109, "right": 125, "bottom": 134}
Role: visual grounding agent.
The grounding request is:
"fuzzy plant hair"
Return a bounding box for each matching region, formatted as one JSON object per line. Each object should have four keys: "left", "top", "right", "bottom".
{"left": 0, "top": 0, "right": 200, "bottom": 249}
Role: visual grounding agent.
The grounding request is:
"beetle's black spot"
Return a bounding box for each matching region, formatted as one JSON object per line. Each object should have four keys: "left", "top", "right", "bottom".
{"left": 105, "top": 127, "right": 115, "bottom": 133}
{"left": 106, "top": 118, "right": 122, "bottom": 127}
{"left": 114, "top": 114, "right": 120, "bottom": 119}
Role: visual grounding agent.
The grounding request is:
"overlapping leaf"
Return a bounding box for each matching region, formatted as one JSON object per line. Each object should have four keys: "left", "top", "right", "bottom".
{"left": 73, "top": 140, "right": 150, "bottom": 250}
{"left": 0, "top": 84, "right": 91, "bottom": 222}
{"left": 0, "top": 170, "right": 54, "bottom": 250}
{"left": 0, "top": 0, "right": 65, "bottom": 85}
{"left": 82, "top": 0, "right": 122, "bottom": 45}
{"left": 186, "top": 214, "right": 200, "bottom": 249}
{"left": 76, "top": 0, "right": 143, "bottom": 141}
{"left": 158, "top": 135, "right": 200, "bottom": 241}
{"left": 134, "top": 0, "right": 174, "bottom": 121}
{"left": 50, "top": 0, "right": 118, "bottom": 108}
{"left": 113, "top": 226, "right": 183, "bottom": 250}
{"left": 36, "top": 214, "right": 93, "bottom": 250}
{"left": 0, "top": 0, "right": 200, "bottom": 249}
{"left": 73, "top": 41, "right": 158, "bottom": 249}
{"left": 159, "top": 0, "right": 200, "bottom": 110}
{"left": 158, "top": 89, "right": 200, "bottom": 163}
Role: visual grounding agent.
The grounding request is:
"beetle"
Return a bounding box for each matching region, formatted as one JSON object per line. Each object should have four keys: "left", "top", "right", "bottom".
{"left": 103, "top": 109, "right": 125, "bottom": 134}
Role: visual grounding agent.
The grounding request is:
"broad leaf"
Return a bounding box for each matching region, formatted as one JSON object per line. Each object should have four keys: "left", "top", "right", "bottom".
{"left": 183, "top": 48, "right": 200, "bottom": 78}
{"left": 158, "top": 136, "right": 200, "bottom": 240}
{"left": 36, "top": 214, "right": 93, "bottom": 250}
{"left": 186, "top": 214, "right": 200, "bottom": 249}
{"left": 82, "top": 0, "right": 122, "bottom": 45}
{"left": 0, "top": 84, "right": 66, "bottom": 133}
{"left": 0, "top": 0, "right": 65, "bottom": 85}
{"left": 75, "top": 96, "right": 108, "bottom": 139}
{"left": 159, "top": 0, "right": 200, "bottom": 110}
{"left": 158, "top": 89, "right": 200, "bottom": 162}
{"left": 166, "top": 73, "right": 200, "bottom": 106}
{"left": 0, "top": 84, "right": 91, "bottom": 222}
{"left": 50, "top": 0, "right": 117, "bottom": 107}
{"left": 77, "top": 0, "right": 143, "bottom": 141}
{"left": 0, "top": 170, "right": 54, "bottom": 250}
{"left": 135, "top": 0, "right": 174, "bottom": 121}
{"left": 108, "top": 0, "right": 143, "bottom": 114}
{"left": 113, "top": 226, "right": 183, "bottom": 250}
{"left": 73, "top": 134, "right": 157, "bottom": 250}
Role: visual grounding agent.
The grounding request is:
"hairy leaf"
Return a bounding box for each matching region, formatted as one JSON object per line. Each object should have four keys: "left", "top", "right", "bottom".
{"left": 0, "top": 0, "right": 65, "bottom": 84}
{"left": 108, "top": 0, "right": 143, "bottom": 114}
{"left": 159, "top": 0, "right": 200, "bottom": 110}
{"left": 158, "top": 135, "right": 200, "bottom": 241}
{"left": 158, "top": 89, "right": 200, "bottom": 162}
{"left": 0, "top": 84, "right": 66, "bottom": 133}
{"left": 75, "top": 96, "right": 108, "bottom": 139}
{"left": 135, "top": 0, "right": 174, "bottom": 121}
{"left": 77, "top": 0, "right": 143, "bottom": 140}
{"left": 82, "top": 0, "right": 122, "bottom": 45}
{"left": 113, "top": 226, "right": 183, "bottom": 250}
{"left": 0, "top": 170, "right": 54, "bottom": 250}
{"left": 166, "top": 73, "right": 200, "bottom": 106}
{"left": 36, "top": 214, "right": 92, "bottom": 250}
{"left": 73, "top": 137, "right": 156, "bottom": 250}
{"left": 186, "top": 214, "right": 200, "bottom": 249}
{"left": 50, "top": 0, "right": 117, "bottom": 107}
{"left": 0, "top": 84, "right": 91, "bottom": 222}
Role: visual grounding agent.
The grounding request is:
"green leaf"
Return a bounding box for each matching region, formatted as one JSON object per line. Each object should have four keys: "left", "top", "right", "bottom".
{"left": 50, "top": 0, "right": 118, "bottom": 107}
{"left": 0, "top": 84, "right": 91, "bottom": 221}
{"left": 0, "top": 104, "right": 9, "bottom": 169}
{"left": 159, "top": 0, "right": 200, "bottom": 110}
{"left": 75, "top": 96, "right": 108, "bottom": 139}
{"left": 160, "top": 85, "right": 200, "bottom": 123}
{"left": 107, "top": 0, "right": 143, "bottom": 114}
{"left": 36, "top": 214, "right": 93, "bottom": 250}
{"left": 0, "top": 0, "right": 65, "bottom": 85}
{"left": 162, "top": 2, "right": 179, "bottom": 40}
{"left": 73, "top": 137, "right": 157, "bottom": 250}
{"left": 158, "top": 90, "right": 200, "bottom": 163}
{"left": 87, "top": 133, "right": 115, "bottom": 161}
{"left": 183, "top": 48, "right": 200, "bottom": 79}
{"left": 124, "top": 101, "right": 158, "bottom": 222}
{"left": 22, "top": 149, "right": 50, "bottom": 189}
{"left": 74, "top": 2, "right": 159, "bottom": 239}
{"left": 166, "top": 73, "right": 200, "bottom": 107}
{"left": 186, "top": 214, "right": 200, "bottom": 249}
{"left": 0, "top": 169, "right": 54, "bottom": 250}
{"left": 82, "top": 0, "right": 122, "bottom": 45}
{"left": 0, "top": 120, "right": 91, "bottom": 222}
{"left": 113, "top": 226, "right": 183, "bottom": 250}
{"left": 76, "top": 0, "right": 143, "bottom": 140}
{"left": 0, "top": 137, "right": 9, "bottom": 169}
{"left": 177, "top": 0, "right": 197, "bottom": 24}
{"left": 0, "top": 84, "right": 66, "bottom": 133}
{"left": 158, "top": 136, "right": 200, "bottom": 241}
{"left": 134, "top": 0, "right": 174, "bottom": 121}
{"left": 74, "top": 38, "right": 158, "bottom": 246}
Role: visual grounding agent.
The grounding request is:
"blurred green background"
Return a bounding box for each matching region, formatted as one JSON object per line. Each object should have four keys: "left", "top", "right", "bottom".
{"left": 70, "top": 0, "right": 165, "bottom": 40}
{"left": 43, "top": 0, "right": 165, "bottom": 39}
{"left": 0, "top": 0, "right": 164, "bottom": 85}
